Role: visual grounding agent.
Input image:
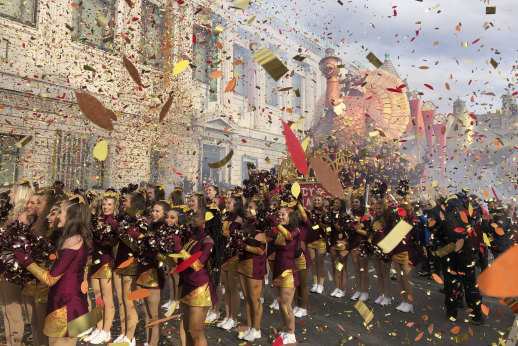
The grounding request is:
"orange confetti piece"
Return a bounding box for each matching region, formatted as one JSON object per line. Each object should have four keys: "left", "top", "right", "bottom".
{"left": 481, "top": 304, "right": 489, "bottom": 316}
{"left": 117, "top": 257, "right": 134, "bottom": 269}
{"left": 337, "top": 323, "right": 345, "bottom": 332}
{"left": 232, "top": 60, "right": 243, "bottom": 66}
{"left": 415, "top": 331, "right": 424, "bottom": 341}
{"left": 209, "top": 70, "right": 223, "bottom": 79}
{"left": 423, "top": 314, "right": 429, "bottom": 321}
{"left": 495, "top": 228, "right": 504, "bottom": 235}
{"left": 145, "top": 313, "right": 182, "bottom": 327}
{"left": 49, "top": 253, "right": 57, "bottom": 260}
{"left": 494, "top": 140, "right": 500, "bottom": 149}
{"left": 445, "top": 82, "right": 450, "bottom": 90}
{"left": 432, "top": 273, "right": 443, "bottom": 284}
{"left": 406, "top": 322, "right": 414, "bottom": 327}
{"left": 286, "top": 108, "right": 293, "bottom": 114}
{"left": 428, "top": 323, "right": 434, "bottom": 334}
{"left": 468, "top": 327, "right": 473, "bottom": 336}
{"left": 418, "top": 66, "right": 429, "bottom": 69}
{"left": 127, "top": 288, "right": 151, "bottom": 301}
{"left": 451, "top": 326, "right": 461, "bottom": 335}
{"left": 81, "top": 280, "right": 88, "bottom": 294}
{"left": 216, "top": 41, "right": 222, "bottom": 49}
{"left": 428, "top": 220, "right": 436, "bottom": 227}
{"left": 482, "top": 190, "right": 489, "bottom": 197}
{"left": 223, "top": 126, "right": 230, "bottom": 132}
{"left": 459, "top": 211, "right": 468, "bottom": 224}
{"left": 478, "top": 246, "right": 518, "bottom": 297}
{"left": 224, "top": 78, "right": 236, "bottom": 92}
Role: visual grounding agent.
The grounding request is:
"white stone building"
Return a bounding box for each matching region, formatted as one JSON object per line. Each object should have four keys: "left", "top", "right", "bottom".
{"left": 0, "top": 0, "right": 355, "bottom": 193}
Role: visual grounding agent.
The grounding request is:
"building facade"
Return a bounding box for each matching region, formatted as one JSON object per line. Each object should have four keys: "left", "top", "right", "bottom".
{"left": 0, "top": 0, "right": 355, "bottom": 193}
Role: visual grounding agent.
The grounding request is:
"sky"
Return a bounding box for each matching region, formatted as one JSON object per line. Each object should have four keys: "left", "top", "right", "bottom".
{"left": 259, "top": 0, "right": 518, "bottom": 116}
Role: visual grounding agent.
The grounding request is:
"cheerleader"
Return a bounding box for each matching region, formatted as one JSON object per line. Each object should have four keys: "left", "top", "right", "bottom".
{"left": 268, "top": 205, "right": 301, "bottom": 344}
{"left": 328, "top": 198, "right": 348, "bottom": 299}
{"left": 14, "top": 195, "right": 92, "bottom": 346}
{"left": 371, "top": 199, "right": 394, "bottom": 306}
{"left": 294, "top": 199, "right": 312, "bottom": 316}
{"left": 307, "top": 195, "right": 327, "bottom": 294}
{"left": 348, "top": 195, "right": 371, "bottom": 301}
{"left": 145, "top": 184, "right": 165, "bottom": 216}
{"left": 0, "top": 179, "right": 35, "bottom": 345}
{"left": 217, "top": 195, "right": 243, "bottom": 330}
{"left": 174, "top": 206, "right": 222, "bottom": 346}
{"left": 84, "top": 192, "right": 119, "bottom": 344}
{"left": 112, "top": 191, "right": 147, "bottom": 346}
{"left": 236, "top": 198, "right": 267, "bottom": 341}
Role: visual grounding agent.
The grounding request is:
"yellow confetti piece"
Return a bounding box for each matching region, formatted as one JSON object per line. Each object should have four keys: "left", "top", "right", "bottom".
{"left": 366, "top": 52, "right": 382, "bottom": 68}
{"left": 291, "top": 182, "right": 300, "bottom": 198}
{"left": 205, "top": 211, "right": 214, "bottom": 221}
{"left": 173, "top": 60, "right": 190, "bottom": 75}
{"left": 433, "top": 41, "right": 439, "bottom": 46}
{"left": 233, "top": 0, "right": 250, "bottom": 9}
{"left": 301, "top": 136, "right": 311, "bottom": 152}
{"left": 247, "top": 15, "right": 256, "bottom": 25}
{"left": 432, "top": 180, "right": 438, "bottom": 188}
{"left": 252, "top": 48, "right": 288, "bottom": 81}
{"left": 165, "top": 300, "right": 179, "bottom": 317}
{"left": 354, "top": 300, "right": 374, "bottom": 326}
{"left": 15, "top": 135, "right": 32, "bottom": 148}
{"left": 377, "top": 220, "right": 413, "bottom": 253}
{"left": 93, "top": 140, "right": 108, "bottom": 161}
{"left": 290, "top": 116, "right": 306, "bottom": 130}
{"left": 336, "top": 261, "right": 344, "bottom": 272}
{"left": 212, "top": 24, "right": 224, "bottom": 35}
{"left": 461, "top": 42, "right": 468, "bottom": 47}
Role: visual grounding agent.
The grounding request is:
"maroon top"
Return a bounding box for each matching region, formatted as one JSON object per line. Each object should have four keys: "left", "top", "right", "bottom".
{"left": 222, "top": 216, "right": 241, "bottom": 264}
{"left": 238, "top": 220, "right": 267, "bottom": 280}
{"left": 392, "top": 214, "right": 418, "bottom": 265}
{"left": 47, "top": 243, "right": 89, "bottom": 337}
{"left": 348, "top": 209, "right": 371, "bottom": 249}
{"left": 298, "top": 218, "right": 312, "bottom": 268}
{"left": 179, "top": 227, "right": 217, "bottom": 304}
{"left": 89, "top": 214, "right": 117, "bottom": 278}
{"left": 273, "top": 227, "right": 301, "bottom": 286}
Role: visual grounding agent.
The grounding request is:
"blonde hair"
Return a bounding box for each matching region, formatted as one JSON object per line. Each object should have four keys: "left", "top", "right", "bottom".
{"left": 102, "top": 195, "right": 120, "bottom": 216}
{"left": 5, "top": 180, "right": 35, "bottom": 226}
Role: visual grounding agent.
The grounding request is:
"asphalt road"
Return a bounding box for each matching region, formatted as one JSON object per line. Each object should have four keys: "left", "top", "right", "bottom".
{"left": 1, "top": 257, "right": 516, "bottom": 345}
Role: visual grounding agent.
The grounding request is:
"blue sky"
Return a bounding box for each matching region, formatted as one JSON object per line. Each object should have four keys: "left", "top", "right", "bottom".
{"left": 259, "top": 0, "right": 518, "bottom": 115}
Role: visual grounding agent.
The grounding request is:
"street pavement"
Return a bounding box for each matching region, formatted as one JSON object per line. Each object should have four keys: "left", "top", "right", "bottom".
{"left": 1, "top": 257, "right": 516, "bottom": 345}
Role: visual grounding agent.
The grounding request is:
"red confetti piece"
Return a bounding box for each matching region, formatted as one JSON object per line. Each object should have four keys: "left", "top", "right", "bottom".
{"left": 397, "top": 208, "right": 407, "bottom": 217}
{"left": 173, "top": 251, "right": 203, "bottom": 274}
{"left": 387, "top": 88, "right": 403, "bottom": 93}
{"left": 281, "top": 120, "right": 308, "bottom": 175}
{"left": 445, "top": 83, "right": 450, "bottom": 90}
{"left": 491, "top": 187, "right": 499, "bottom": 200}
{"left": 469, "top": 113, "right": 477, "bottom": 120}
{"left": 418, "top": 66, "right": 429, "bottom": 69}
{"left": 241, "top": 139, "right": 247, "bottom": 143}
{"left": 424, "top": 84, "right": 434, "bottom": 90}
{"left": 360, "top": 214, "right": 370, "bottom": 222}
{"left": 454, "top": 227, "right": 465, "bottom": 233}
{"left": 96, "top": 296, "right": 104, "bottom": 309}
{"left": 273, "top": 336, "right": 284, "bottom": 346}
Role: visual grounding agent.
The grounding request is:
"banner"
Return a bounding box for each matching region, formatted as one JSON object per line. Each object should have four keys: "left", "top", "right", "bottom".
{"left": 299, "top": 183, "right": 328, "bottom": 209}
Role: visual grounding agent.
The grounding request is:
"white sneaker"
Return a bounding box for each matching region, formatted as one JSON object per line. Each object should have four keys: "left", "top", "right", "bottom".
{"left": 221, "top": 287, "right": 226, "bottom": 295}
{"left": 316, "top": 285, "right": 324, "bottom": 294}
{"left": 282, "top": 332, "right": 296, "bottom": 344}
{"left": 216, "top": 317, "right": 229, "bottom": 328}
{"left": 265, "top": 278, "right": 269, "bottom": 285}
{"left": 238, "top": 328, "right": 252, "bottom": 340}
{"left": 260, "top": 297, "right": 264, "bottom": 304}
{"left": 84, "top": 329, "right": 101, "bottom": 342}
{"left": 310, "top": 284, "right": 318, "bottom": 293}
{"left": 269, "top": 300, "right": 279, "bottom": 310}
{"left": 396, "top": 302, "right": 407, "bottom": 311}
{"left": 335, "top": 289, "right": 345, "bottom": 298}
{"left": 113, "top": 334, "right": 125, "bottom": 343}
{"left": 221, "top": 318, "right": 237, "bottom": 331}
{"left": 330, "top": 288, "right": 339, "bottom": 297}
{"left": 294, "top": 307, "right": 307, "bottom": 317}
{"left": 239, "top": 290, "right": 245, "bottom": 300}
{"left": 89, "top": 330, "right": 111, "bottom": 344}
{"left": 244, "top": 328, "right": 261, "bottom": 341}
{"left": 206, "top": 310, "right": 220, "bottom": 322}
{"left": 293, "top": 306, "right": 300, "bottom": 315}
{"left": 121, "top": 336, "right": 136, "bottom": 346}
{"left": 351, "top": 291, "right": 361, "bottom": 301}
{"left": 78, "top": 327, "right": 94, "bottom": 339}
{"left": 375, "top": 296, "right": 384, "bottom": 304}
{"left": 380, "top": 297, "right": 391, "bottom": 306}
{"left": 161, "top": 300, "right": 174, "bottom": 309}
{"left": 401, "top": 303, "right": 413, "bottom": 313}
{"left": 359, "top": 292, "right": 369, "bottom": 301}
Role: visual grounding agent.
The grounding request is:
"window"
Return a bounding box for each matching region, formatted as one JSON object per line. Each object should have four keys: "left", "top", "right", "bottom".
{"left": 53, "top": 132, "right": 104, "bottom": 190}
{"left": 292, "top": 72, "right": 303, "bottom": 113}
{"left": 201, "top": 144, "right": 226, "bottom": 186}
{"left": 233, "top": 44, "right": 253, "bottom": 98}
{"left": 265, "top": 75, "right": 278, "bottom": 107}
{"left": 72, "top": 0, "right": 116, "bottom": 51}
{"left": 241, "top": 157, "right": 257, "bottom": 181}
{"left": 141, "top": 0, "right": 165, "bottom": 68}
{"left": 192, "top": 25, "right": 218, "bottom": 101}
{"left": 0, "top": 0, "right": 37, "bottom": 26}
{"left": 0, "top": 133, "right": 21, "bottom": 186}
{"left": 149, "top": 151, "right": 166, "bottom": 184}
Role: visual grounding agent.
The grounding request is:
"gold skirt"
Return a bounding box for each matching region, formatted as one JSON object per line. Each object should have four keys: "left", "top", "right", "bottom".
{"left": 91, "top": 262, "right": 113, "bottom": 280}
{"left": 307, "top": 239, "right": 326, "bottom": 250}
{"left": 295, "top": 254, "right": 306, "bottom": 270}
{"left": 273, "top": 271, "right": 295, "bottom": 288}
{"left": 136, "top": 268, "right": 160, "bottom": 288}
{"left": 392, "top": 251, "right": 410, "bottom": 265}
{"left": 237, "top": 259, "right": 254, "bottom": 278}
{"left": 181, "top": 283, "right": 212, "bottom": 307}
{"left": 21, "top": 280, "right": 37, "bottom": 297}
{"left": 221, "top": 256, "right": 238, "bottom": 272}
{"left": 43, "top": 306, "right": 68, "bottom": 337}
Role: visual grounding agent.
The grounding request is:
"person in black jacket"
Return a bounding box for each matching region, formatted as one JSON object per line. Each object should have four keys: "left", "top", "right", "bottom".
{"left": 482, "top": 199, "right": 513, "bottom": 259}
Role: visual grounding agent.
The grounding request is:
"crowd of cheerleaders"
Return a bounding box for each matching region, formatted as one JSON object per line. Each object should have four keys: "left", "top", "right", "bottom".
{"left": 0, "top": 171, "right": 515, "bottom": 346}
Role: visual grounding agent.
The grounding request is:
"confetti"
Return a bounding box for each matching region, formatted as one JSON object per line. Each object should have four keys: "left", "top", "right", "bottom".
{"left": 478, "top": 245, "right": 518, "bottom": 297}
{"left": 211, "top": 24, "right": 224, "bottom": 35}
{"left": 366, "top": 52, "right": 383, "bottom": 68}
{"left": 432, "top": 273, "right": 443, "bottom": 284}
{"left": 247, "top": 15, "right": 256, "bottom": 25}
{"left": 490, "top": 58, "right": 498, "bottom": 69}
{"left": 224, "top": 78, "right": 236, "bottom": 92}
{"left": 354, "top": 300, "right": 374, "bottom": 325}
{"left": 92, "top": 140, "right": 108, "bottom": 161}
{"left": 282, "top": 120, "right": 308, "bottom": 175}
{"left": 80, "top": 280, "right": 88, "bottom": 294}
{"left": 173, "top": 60, "right": 190, "bottom": 75}
{"left": 309, "top": 156, "right": 345, "bottom": 199}
{"left": 232, "top": 0, "right": 250, "bottom": 9}
{"left": 377, "top": 220, "right": 413, "bottom": 253}
{"left": 75, "top": 91, "right": 114, "bottom": 131}
{"left": 486, "top": 6, "right": 496, "bottom": 14}
{"left": 122, "top": 55, "right": 142, "bottom": 86}
{"left": 291, "top": 182, "right": 300, "bottom": 198}
{"left": 117, "top": 257, "right": 134, "bottom": 269}
{"left": 15, "top": 135, "right": 32, "bottom": 148}
{"left": 415, "top": 331, "right": 424, "bottom": 341}
{"left": 159, "top": 94, "right": 174, "bottom": 122}
{"left": 481, "top": 304, "right": 489, "bottom": 316}
{"left": 173, "top": 251, "right": 203, "bottom": 274}
{"left": 451, "top": 326, "right": 460, "bottom": 335}
{"left": 252, "top": 48, "right": 288, "bottom": 81}
{"left": 208, "top": 149, "right": 234, "bottom": 168}
{"left": 127, "top": 288, "right": 151, "bottom": 300}
{"left": 209, "top": 70, "right": 223, "bottom": 79}
{"left": 145, "top": 313, "right": 182, "bottom": 327}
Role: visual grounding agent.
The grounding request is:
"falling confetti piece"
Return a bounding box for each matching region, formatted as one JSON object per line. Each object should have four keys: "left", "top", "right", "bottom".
{"left": 428, "top": 323, "right": 434, "bottom": 334}
{"left": 233, "top": 0, "right": 250, "bottom": 9}
{"left": 432, "top": 273, "right": 443, "bottom": 284}
{"left": 224, "top": 78, "right": 236, "bottom": 92}
{"left": 15, "top": 135, "right": 32, "bottom": 148}
{"left": 481, "top": 304, "right": 489, "bottom": 316}
{"left": 209, "top": 70, "right": 223, "bottom": 79}
{"left": 253, "top": 48, "right": 288, "bottom": 81}
{"left": 451, "top": 326, "right": 461, "bottom": 335}
{"left": 366, "top": 52, "right": 383, "bottom": 68}
{"left": 406, "top": 322, "right": 414, "bottom": 327}
{"left": 291, "top": 182, "right": 300, "bottom": 199}
{"left": 282, "top": 120, "right": 308, "bottom": 175}
{"left": 159, "top": 94, "right": 174, "bottom": 122}
{"left": 117, "top": 257, "right": 134, "bottom": 269}
{"left": 81, "top": 280, "right": 88, "bottom": 294}
{"left": 92, "top": 140, "right": 108, "bottom": 161}
{"left": 173, "top": 60, "right": 190, "bottom": 75}
{"left": 122, "top": 55, "right": 142, "bottom": 86}
{"left": 486, "top": 6, "right": 496, "bottom": 14}
{"left": 273, "top": 336, "right": 283, "bottom": 346}
{"left": 127, "top": 288, "right": 151, "bottom": 301}
{"left": 75, "top": 91, "right": 114, "bottom": 131}
{"left": 397, "top": 208, "right": 407, "bottom": 217}
{"left": 415, "top": 332, "right": 424, "bottom": 341}
{"left": 212, "top": 24, "right": 224, "bottom": 35}
{"left": 469, "top": 327, "right": 473, "bottom": 336}
{"left": 453, "top": 227, "right": 465, "bottom": 233}
{"left": 354, "top": 300, "right": 374, "bottom": 325}
{"left": 459, "top": 211, "right": 468, "bottom": 224}
{"left": 424, "top": 83, "right": 434, "bottom": 90}
{"left": 173, "top": 251, "right": 203, "bottom": 274}
{"left": 301, "top": 136, "right": 311, "bottom": 152}
{"left": 418, "top": 66, "right": 429, "bottom": 69}
{"left": 445, "top": 83, "right": 450, "bottom": 90}
{"left": 247, "top": 15, "right": 256, "bottom": 24}
{"left": 208, "top": 150, "right": 234, "bottom": 168}
{"left": 478, "top": 246, "right": 518, "bottom": 297}
{"left": 490, "top": 58, "right": 498, "bottom": 69}
{"left": 145, "top": 313, "right": 182, "bottom": 327}
{"left": 377, "top": 220, "right": 413, "bottom": 253}
{"left": 309, "top": 156, "right": 345, "bottom": 198}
